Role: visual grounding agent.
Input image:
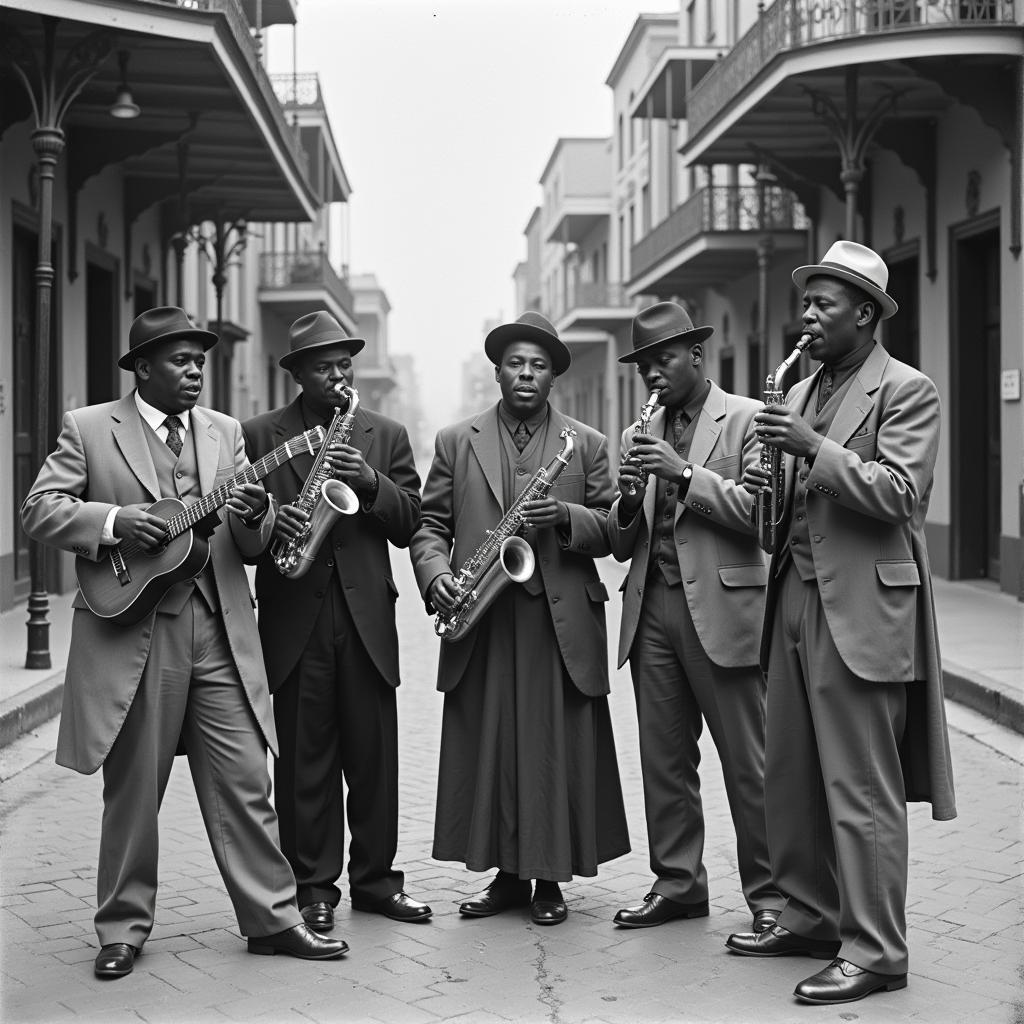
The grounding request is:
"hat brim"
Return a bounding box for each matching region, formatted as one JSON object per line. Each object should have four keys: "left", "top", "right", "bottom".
{"left": 792, "top": 264, "right": 898, "bottom": 320}
{"left": 484, "top": 322, "right": 571, "bottom": 375}
{"left": 279, "top": 335, "right": 366, "bottom": 371}
{"left": 118, "top": 327, "right": 219, "bottom": 370}
{"left": 618, "top": 324, "right": 714, "bottom": 364}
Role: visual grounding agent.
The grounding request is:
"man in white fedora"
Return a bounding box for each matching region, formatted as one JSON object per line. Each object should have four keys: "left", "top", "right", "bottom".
{"left": 725, "top": 241, "right": 956, "bottom": 1005}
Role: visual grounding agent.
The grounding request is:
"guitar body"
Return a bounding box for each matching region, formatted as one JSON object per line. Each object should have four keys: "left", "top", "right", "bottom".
{"left": 76, "top": 498, "right": 212, "bottom": 626}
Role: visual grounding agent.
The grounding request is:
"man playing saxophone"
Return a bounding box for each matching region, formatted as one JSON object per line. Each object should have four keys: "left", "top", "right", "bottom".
{"left": 728, "top": 242, "right": 956, "bottom": 1006}
{"left": 411, "top": 312, "right": 629, "bottom": 926}
{"left": 242, "top": 311, "right": 432, "bottom": 934}
{"left": 608, "top": 301, "right": 782, "bottom": 937}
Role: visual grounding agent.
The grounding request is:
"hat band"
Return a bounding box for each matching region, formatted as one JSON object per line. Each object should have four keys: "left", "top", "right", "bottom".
{"left": 816, "top": 260, "right": 887, "bottom": 294}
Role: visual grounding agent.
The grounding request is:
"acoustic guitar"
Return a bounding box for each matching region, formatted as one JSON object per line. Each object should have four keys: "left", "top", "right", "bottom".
{"left": 76, "top": 425, "right": 325, "bottom": 625}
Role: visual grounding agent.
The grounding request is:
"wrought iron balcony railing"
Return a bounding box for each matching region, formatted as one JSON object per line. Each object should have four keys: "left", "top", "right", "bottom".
{"left": 270, "top": 72, "right": 323, "bottom": 108}
{"left": 259, "top": 251, "right": 354, "bottom": 314}
{"left": 631, "top": 185, "right": 808, "bottom": 281}
{"left": 548, "top": 282, "right": 633, "bottom": 324}
{"left": 142, "top": 0, "right": 310, "bottom": 181}
{"left": 687, "top": 0, "right": 1019, "bottom": 138}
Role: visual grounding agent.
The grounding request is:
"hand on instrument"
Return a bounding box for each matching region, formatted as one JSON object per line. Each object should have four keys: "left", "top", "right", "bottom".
{"left": 113, "top": 504, "right": 168, "bottom": 549}
{"left": 272, "top": 503, "right": 309, "bottom": 543}
{"left": 628, "top": 433, "right": 688, "bottom": 483}
{"left": 226, "top": 482, "right": 268, "bottom": 522}
{"left": 429, "top": 573, "right": 461, "bottom": 616}
{"left": 741, "top": 464, "right": 771, "bottom": 495}
{"left": 327, "top": 442, "right": 376, "bottom": 493}
{"left": 617, "top": 459, "right": 647, "bottom": 513}
{"left": 520, "top": 497, "right": 568, "bottom": 530}
{"left": 754, "top": 406, "right": 823, "bottom": 460}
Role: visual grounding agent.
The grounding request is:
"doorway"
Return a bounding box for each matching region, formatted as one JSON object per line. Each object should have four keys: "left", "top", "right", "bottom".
{"left": 885, "top": 246, "right": 920, "bottom": 369}
{"left": 951, "top": 214, "right": 1001, "bottom": 583}
{"left": 85, "top": 249, "right": 119, "bottom": 404}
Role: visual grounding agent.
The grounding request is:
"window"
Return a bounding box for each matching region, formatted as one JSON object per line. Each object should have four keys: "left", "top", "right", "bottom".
{"left": 642, "top": 185, "right": 651, "bottom": 234}
{"left": 617, "top": 114, "right": 624, "bottom": 170}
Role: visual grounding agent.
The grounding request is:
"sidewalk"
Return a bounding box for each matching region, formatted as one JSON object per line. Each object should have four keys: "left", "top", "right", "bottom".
{"left": 2, "top": 563, "right": 1020, "bottom": 749}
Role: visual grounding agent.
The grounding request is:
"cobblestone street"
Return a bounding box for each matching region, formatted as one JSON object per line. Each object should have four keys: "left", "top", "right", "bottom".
{"left": 2, "top": 554, "right": 1022, "bottom": 1024}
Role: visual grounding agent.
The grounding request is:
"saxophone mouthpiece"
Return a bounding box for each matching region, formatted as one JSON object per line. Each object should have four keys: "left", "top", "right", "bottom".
{"left": 798, "top": 333, "right": 813, "bottom": 349}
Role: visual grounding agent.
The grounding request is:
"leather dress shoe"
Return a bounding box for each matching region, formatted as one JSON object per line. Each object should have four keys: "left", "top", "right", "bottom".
{"left": 352, "top": 891, "right": 433, "bottom": 922}
{"left": 795, "top": 958, "right": 907, "bottom": 1004}
{"left": 613, "top": 893, "right": 709, "bottom": 928}
{"left": 94, "top": 943, "right": 137, "bottom": 978}
{"left": 300, "top": 901, "right": 335, "bottom": 932}
{"left": 459, "top": 880, "right": 532, "bottom": 917}
{"left": 752, "top": 909, "right": 781, "bottom": 933}
{"left": 531, "top": 899, "right": 568, "bottom": 925}
{"left": 247, "top": 923, "right": 348, "bottom": 959}
{"left": 726, "top": 924, "right": 840, "bottom": 959}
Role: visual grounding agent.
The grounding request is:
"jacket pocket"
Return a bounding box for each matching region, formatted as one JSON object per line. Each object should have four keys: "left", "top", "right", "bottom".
{"left": 718, "top": 563, "right": 768, "bottom": 588}
{"left": 586, "top": 579, "right": 610, "bottom": 602}
{"left": 876, "top": 559, "right": 920, "bottom": 586}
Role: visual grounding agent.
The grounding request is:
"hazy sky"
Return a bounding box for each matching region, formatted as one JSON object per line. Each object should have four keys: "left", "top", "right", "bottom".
{"left": 266, "top": 0, "right": 677, "bottom": 428}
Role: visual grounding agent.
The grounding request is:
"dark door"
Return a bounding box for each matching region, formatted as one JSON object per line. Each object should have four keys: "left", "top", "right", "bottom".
{"left": 133, "top": 282, "right": 156, "bottom": 320}
{"left": 86, "top": 261, "right": 118, "bottom": 404}
{"left": 885, "top": 253, "right": 920, "bottom": 368}
{"left": 953, "top": 224, "right": 1001, "bottom": 582}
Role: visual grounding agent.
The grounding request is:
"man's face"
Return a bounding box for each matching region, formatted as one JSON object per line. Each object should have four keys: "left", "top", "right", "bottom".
{"left": 801, "top": 277, "right": 873, "bottom": 364}
{"left": 135, "top": 339, "right": 205, "bottom": 414}
{"left": 291, "top": 344, "right": 355, "bottom": 408}
{"left": 495, "top": 341, "right": 554, "bottom": 418}
{"left": 634, "top": 339, "right": 704, "bottom": 409}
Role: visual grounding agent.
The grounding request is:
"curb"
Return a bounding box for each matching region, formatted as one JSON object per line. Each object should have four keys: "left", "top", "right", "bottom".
{"left": 942, "top": 661, "right": 1024, "bottom": 737}
{"left": 0, "top": 673, "right": 64, "bottom": 749}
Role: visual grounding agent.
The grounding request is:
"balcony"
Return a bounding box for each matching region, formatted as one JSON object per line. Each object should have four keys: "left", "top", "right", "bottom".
{"left": 259, "top": 251, "right": 356, "bottom": 329}
{"left": 682, "top": 0, "right": 1021, "bottom": 164}
{"left": 548, "top": 282, "right": 636, "bottom": 333}
{"left": 630, "top": 185, "right": 809, "bottom": 295}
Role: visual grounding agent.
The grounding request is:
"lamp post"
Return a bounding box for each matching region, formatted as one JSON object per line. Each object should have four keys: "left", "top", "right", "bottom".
{"left": 1, "top": 16, "right": 112, "bottom": 668}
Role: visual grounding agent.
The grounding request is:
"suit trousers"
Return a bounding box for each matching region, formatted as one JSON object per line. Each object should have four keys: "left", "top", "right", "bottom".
{"left": 96, "top": 594, "right": 302, "bottom": 948}
{"left": 273, "top": 579, "right": 403, "bottom": 908}
{"left": 765, "top": 563, "right": 909, "bottom": 975}
{"left": 629, "top": 574, "right": 780, "bottom": 912}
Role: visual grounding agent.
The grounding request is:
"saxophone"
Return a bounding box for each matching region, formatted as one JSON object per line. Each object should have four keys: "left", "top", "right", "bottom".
{"left": 626, "top": 390, "right": 661, "bottom": 496}
{"left": 434, "top": 427, "right": 577, "bottom": 643}
{"left": 270, "top": 382, "right": 361, "bottom": 578}
{"left": 752, "top": 334, "right": 812, "bottom": 553}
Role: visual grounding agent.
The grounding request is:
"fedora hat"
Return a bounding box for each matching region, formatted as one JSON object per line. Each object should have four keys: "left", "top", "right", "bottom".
{"left": 618, "top": 301, "right": 714, "bottom": 364}
{"left": 792, "top": 240, "right": 898, "bottom": 320}
{"left": 484, "top": 311, "right": 572, "bottom": 376}
{"left": 118, "top": 306, "right": 218, "bottom": 371}
{"left": 280, "top": 311, "right": 365, "bottom": 371}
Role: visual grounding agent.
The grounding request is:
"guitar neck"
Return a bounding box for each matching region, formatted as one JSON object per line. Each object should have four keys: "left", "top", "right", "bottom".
{"left": 164, "top": 427, "right": 323, "bottom": 540}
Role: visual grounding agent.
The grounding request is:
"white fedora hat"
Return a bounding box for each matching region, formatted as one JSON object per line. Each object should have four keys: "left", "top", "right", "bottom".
{"left": 793, "top": 240, "right": 898, "bottom": 321}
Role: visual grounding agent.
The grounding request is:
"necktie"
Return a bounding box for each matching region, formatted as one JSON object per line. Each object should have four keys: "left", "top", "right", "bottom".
{"left": 670, "top": 408, "right": 688, "bottom": 448}
{"left": 817, "top": 368, "right": 834, "bottom": 414}
{"left": 512, "top": 421, "right": 530, "bottom": 453}
{"left": 164, "top": 415, "right": 184, "bottom": 458}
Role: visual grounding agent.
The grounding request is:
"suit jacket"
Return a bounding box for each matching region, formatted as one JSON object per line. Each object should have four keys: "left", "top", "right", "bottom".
{"left": 243, "top": 397, "right": 421, "bottom": 691}
{"left": 410, "top": 403, "right": 613, "bottom": 697}
{"left": 761, "top": 342, "right": 956, "bottom": 820}
{"left": 21, "top": 394, "right": 277, "bottom": 775}
{"left": 608, "top": 381, "right": 768, "bottom": 670}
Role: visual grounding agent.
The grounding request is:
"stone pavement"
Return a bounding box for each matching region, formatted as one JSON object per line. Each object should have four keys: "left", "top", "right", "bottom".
{"left": 1, "top": 554, "right": 1023, "bottom": 1024}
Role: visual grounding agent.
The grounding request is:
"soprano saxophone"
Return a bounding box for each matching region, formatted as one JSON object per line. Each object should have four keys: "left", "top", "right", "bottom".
{"left": 270, "top": 382, "right": 360, "bottom": 578}
{"left": 434, "top": 427, "right": 577, "bottom": 643}
{"left": 752, "top": 334, "right": 811, "bottom": 553}
{"left": 626, "top": 390, "right": 661, "bottom": 496}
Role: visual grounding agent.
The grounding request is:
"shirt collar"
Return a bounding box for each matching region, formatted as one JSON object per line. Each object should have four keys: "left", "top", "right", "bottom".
{"left": 135, "top": 390, "right": 190, "bottom": 433}
{"left": 497, "top": 401, "right": 549, "bottom": 436}
{"left": 824, "top": 339, "right": 875, "bottom": 375}
{"left": 666, "top": 380, "right": 710, "bottom": 424}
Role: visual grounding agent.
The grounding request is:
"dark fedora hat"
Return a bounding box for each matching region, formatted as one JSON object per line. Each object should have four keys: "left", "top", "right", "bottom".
{"left": 484, "top": 311, "right": 572, "bottom": 375}
{"left": 279, "top": 310, "right": 365, "bottom": 371}
{"left": 619, "top": 301, "right": 714, "bottom": 364}
{"left": 118, "top": 306, "right": 219, "bottom": 371}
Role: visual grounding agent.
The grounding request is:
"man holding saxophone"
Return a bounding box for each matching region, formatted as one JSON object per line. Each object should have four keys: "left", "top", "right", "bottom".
{"left": 726, "top": 242, "right": 956, "bottom": 1006}
{"left": 242, "top": 311, "right": 431, "bottom": 933}
{"left": 608, "top": 301, "right": 783, "bottom": 936}
{"left": 411, "top": 312, "right": 629, "bottom": 926}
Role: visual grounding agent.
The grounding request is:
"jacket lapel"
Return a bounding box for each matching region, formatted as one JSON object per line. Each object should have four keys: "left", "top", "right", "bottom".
{"left": 274, "top": 398, "right": 314, "bottom": 490}
{"left": 469, "top": 404, "right": 504, "bottom": 511}
{"left": 689, "top": 382, "right": 724, "bottom": 469}
{"left": 826, "top": 343, "right": 887, "bottom": 447}
{"left": 190, "top": 407, "right": 220, "bottom": 495}
{"left": 349, "top": 406, "right": 375, "bottom": 468}
{"left": 110, "top": 394, "right": 160, "bottom": 503}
